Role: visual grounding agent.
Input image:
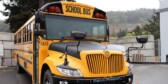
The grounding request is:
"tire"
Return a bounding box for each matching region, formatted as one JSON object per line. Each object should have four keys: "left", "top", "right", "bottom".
{"left": 43, "top": 69, "right": 54, "bottom": 84}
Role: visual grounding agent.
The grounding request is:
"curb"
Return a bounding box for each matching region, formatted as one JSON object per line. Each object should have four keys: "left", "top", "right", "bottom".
{"left": 130, "top": 62, "right": 168, "bottom": 64}
{"left": 0, "top": 66, "right": 16, "bottom": 70}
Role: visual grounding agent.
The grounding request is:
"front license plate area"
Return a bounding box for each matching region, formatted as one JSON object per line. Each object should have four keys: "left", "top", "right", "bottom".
{"left": 93, "top": 77, "right": 122, "bottom": 83}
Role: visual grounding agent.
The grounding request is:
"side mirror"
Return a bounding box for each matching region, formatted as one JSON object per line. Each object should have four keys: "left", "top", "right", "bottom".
{"left": 35, "top": 11, "right": 44, "bottom": 23}
{"left": 71, "top": 31, "right": 86, "bottom": 40}
{"left": 136, "top": 36, "right": 148, "bottom": 44}
{"left": 127, "top": 36, "right": 148, "bottom": 62}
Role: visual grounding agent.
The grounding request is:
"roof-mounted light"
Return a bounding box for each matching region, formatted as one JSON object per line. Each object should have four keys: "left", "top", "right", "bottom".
{"left": 48, "top": 6, "right": 55, "bottom": 12}
{"left": 93, "top": 8, "right": 107, "bottom": 19}
{"left": 41, "top": 3, "right": 63, "bottom": 14}
{"left": 48, "top": 6, "right": 61, "bottom": 13}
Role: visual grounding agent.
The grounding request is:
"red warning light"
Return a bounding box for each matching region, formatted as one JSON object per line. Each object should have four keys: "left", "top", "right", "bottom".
{"left": 48, "top": 6, "right": 55, "bottom": 12}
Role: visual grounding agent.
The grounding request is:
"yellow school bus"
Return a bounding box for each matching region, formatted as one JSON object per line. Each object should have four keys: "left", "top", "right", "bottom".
{"left": 13, "top": 1, "right": 133, "bottom": 84}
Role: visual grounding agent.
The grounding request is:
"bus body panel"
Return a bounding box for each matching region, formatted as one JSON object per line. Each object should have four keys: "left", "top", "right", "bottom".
{"left": 13, "top": 1, "right": 133, "bottom": 84}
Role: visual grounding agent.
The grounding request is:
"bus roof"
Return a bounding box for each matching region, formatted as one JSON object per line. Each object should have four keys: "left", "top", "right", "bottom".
{"left": 40, "top": 1, "right": 107, "bottom": 20}
{"left": 14, "top": 1, "right": 107, "bottom": 34}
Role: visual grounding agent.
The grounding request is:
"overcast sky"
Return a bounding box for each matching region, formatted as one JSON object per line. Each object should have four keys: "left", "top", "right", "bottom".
{"left": 0, "top": 0, "right": 160, "bottom": 20}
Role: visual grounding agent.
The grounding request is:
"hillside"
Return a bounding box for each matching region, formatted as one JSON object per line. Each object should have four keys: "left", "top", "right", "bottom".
{"left": 106, "top": 8, "right": 154, "bottom": 36}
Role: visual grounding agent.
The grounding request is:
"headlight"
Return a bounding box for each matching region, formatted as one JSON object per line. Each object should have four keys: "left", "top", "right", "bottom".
{"left": 57, "top": 67, "right": 83, "bottom": 77}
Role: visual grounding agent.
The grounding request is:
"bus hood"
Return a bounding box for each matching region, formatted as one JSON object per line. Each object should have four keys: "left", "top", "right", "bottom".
{"left": 49, "top": 42, "right": 124, "bottom": 59}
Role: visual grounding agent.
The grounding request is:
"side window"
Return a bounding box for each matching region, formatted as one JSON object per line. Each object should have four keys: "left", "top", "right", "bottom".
{"left": 23, "top": 28, "right": 25, "bottom": 43}
{"left": 14, "top": 35, "right": 17, "bottom": 44}
{"left": 30, "top": 21, "right": 35, "bottom": 41}
{"left": 26, "top": 26, "right": 28, "bottom": 42}
{"left": 21, "top": 30, "right": 23, "bottom": 44}
{"left": 28, "top": 23, "right": 33, "bottom": 42}
{"left": 24, "top": 28, "right": 26, "bottom": 43}
{"left": 18, "top": 31, "right": 21, "bottom": 43}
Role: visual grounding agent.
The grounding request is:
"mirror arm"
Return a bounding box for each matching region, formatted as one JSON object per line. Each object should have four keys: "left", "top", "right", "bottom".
{"left": 127, "top": 43, "right": 144, "bottom": 62}
{"left": 140, "top": 43, "right": 144, "bottom": 48}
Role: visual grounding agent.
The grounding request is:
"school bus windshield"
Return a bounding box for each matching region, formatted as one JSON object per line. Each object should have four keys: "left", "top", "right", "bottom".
{"left": 45, "top": 15, "right": 107, "bottom": 41}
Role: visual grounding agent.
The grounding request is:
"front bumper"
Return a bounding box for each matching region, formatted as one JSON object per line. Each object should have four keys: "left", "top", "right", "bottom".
{"left": 53, "top": 74, "right": 133, "bottom": 84}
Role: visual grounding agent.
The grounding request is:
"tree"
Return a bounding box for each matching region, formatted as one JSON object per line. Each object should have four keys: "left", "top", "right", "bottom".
{"left": 131, "top": 25, "right": 149, "bottom": 36}
{"left": 0, "top": 0, "right": 75, "bottom": 32}
{"left": 117, "top": 29, "right": 127, "bottom": 38}
{"left": 129, "top": 13, "right": 160, "bottom": 39}
{"left": 132, "top": 26, "right": 143, "bottom": 35}
{"left": 0, "top": 0, "right": 38, "bottom": 32}
{"left": 143, "top": 13, "right": 160, "bottom": 39}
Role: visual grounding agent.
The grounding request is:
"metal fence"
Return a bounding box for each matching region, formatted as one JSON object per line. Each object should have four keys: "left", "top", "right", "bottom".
{"left": 130, "top": 54, "right": 161, "bottom": 63}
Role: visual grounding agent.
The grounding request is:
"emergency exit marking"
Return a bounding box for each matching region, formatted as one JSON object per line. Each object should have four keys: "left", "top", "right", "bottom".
{"left": 0, "top": 45, "right": 4, "bottom": 56}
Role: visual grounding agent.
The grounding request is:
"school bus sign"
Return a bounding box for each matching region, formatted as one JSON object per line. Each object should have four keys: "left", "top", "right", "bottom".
{"left": 62, "top": 3, "right": 94, "bottom": 18}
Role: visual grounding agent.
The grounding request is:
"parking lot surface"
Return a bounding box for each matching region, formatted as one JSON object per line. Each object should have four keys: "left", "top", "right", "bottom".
{"left": 133, "top": 64, "right": 168, "bottom": 84}
{"left": 0, "top": 67, "right": 31, "bottom": 84}
{"left": 0, "top": 64, "right": 168, "bottom": 84}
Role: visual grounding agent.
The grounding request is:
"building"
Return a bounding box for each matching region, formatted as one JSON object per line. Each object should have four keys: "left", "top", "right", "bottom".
{"left": 160, "top": 0, "right": 168, "bottom": 62}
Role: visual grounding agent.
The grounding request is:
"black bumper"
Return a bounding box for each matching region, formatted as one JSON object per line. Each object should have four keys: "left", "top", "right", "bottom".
{"left": 53, "top": 74, "right": 133, "bottom": 84}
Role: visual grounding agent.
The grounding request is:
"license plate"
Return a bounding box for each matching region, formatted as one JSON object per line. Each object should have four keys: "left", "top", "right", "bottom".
{"left": 93, "top": 77, "right": 122, "bottom": 83}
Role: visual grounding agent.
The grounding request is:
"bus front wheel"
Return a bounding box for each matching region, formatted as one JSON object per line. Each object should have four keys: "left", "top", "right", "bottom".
{"left": 43, "top": 69, "right": 54, "bottom": 84}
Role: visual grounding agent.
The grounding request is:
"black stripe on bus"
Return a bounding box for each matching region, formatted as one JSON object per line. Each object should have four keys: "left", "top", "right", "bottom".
{"left": 18, "top": 56, "right": 33, "bottom": 64}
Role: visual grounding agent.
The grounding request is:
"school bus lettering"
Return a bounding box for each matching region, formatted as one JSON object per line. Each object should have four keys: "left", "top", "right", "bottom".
{"left": 65, "top": 5, "right": 91, "bottom": 15}
{"left": 66, "top": 5, "right": 82, "bottom": 14}
{"left": 83, "top": 8, "right": 91, "bottom": 15}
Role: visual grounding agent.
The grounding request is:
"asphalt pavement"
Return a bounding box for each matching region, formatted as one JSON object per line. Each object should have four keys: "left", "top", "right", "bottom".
{"left": 133, "top": 64, "right": 168, "bottom": 84}
{"left": 0, "top": 64, "right": 168, "bottom": 84}
{"left": 0, "top": 67, "right": 31, "bottom": 84}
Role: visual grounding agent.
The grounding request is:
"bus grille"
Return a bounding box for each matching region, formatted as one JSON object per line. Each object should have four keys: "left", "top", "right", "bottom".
{"left": 86, "top": 54, "right": 123, "bottom": 74}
